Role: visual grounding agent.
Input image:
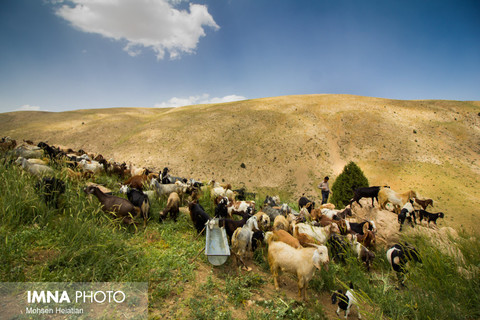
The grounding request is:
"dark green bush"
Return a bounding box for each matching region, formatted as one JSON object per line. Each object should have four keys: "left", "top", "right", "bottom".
{"left": 330, "top": 161, "right": 369, "bottom": 208}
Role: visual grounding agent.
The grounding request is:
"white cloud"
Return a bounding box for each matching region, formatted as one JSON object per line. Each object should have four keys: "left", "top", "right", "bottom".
{"left": 155, "top": 94, "right": 247, "bottom": 108}
{"left": 54, "top": 0, "right": 219, "bottom": 60}
{"left": 17, "top": 105, "right": 41, "bottom": 111}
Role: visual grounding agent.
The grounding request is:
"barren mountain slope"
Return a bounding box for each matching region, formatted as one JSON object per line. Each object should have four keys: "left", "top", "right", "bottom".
{"left": 1, "top": 94, "right": 479, "bottom": 232}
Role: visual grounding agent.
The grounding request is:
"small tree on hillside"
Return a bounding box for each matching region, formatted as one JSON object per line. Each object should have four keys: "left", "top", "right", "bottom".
{"left": 330, "top": 161, "right": 369, "bottom": 209}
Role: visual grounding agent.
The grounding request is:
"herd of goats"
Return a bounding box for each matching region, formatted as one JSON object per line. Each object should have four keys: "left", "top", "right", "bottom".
{"left": 1, "top": 137, "right": 446, "bottom": 318}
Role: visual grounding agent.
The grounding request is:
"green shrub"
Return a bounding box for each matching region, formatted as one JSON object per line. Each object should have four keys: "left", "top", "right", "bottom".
{"left": 330, "top": 161, "right": 369, "bottom": 208}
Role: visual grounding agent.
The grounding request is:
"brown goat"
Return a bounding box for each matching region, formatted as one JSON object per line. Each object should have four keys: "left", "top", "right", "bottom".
{"left": 160, "top": 192, "right": 180, "bottom": 222}
{"left": 415, "top": 198, "right": 434, "bottom": 210}
{"left": 356, "top": 230, "right": 376, "bottom": 249}
{"left": 269, "top": 230, "right": 302, "bottom": 249}
{"left": 84, "top": 185, "right": 140, "bottom": 224}
{"left": 123, "top": 174, "right": 149, "bottom": 190}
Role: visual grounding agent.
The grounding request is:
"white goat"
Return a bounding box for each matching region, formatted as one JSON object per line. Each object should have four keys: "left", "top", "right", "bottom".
{"left": 294, "top": 222, "right": 340, "bottom": 244}
{"left": 267, "top": 240, "right": 329, "bottom": 300}
{"left": 231, "top": 216, "right": 259, "bottom": 269}
{"left": 16, "top": 157, "right": 54, "bottom": 176}
{"left": 151, "top": 179, "right": 186, "bottom": 198}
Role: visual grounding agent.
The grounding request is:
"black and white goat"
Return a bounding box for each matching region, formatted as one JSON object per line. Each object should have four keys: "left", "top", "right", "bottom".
{"left": 386, "top": 243, "right": 422, "bottom": 285}
{"left": 120, "top": 185, "right": 150, "bottom": 227}
{"left": 331, "top": 283, "right": 361, "bottom": 319}
{"left": 398, "top": 199, "right": 416, "bottom": 231}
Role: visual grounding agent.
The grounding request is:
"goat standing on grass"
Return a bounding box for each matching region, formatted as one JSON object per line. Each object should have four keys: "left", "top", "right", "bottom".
{"left": 267, "top": 238, "right": 329, "bottom": 300}
{"left": 386, "top": 243, "right": 422, "bottom": 286}
{"left": 35, "top": 177, "right": 65, "bottom": 208}
{"left": 120, "top": 185, "right": 150, "bottom": 227}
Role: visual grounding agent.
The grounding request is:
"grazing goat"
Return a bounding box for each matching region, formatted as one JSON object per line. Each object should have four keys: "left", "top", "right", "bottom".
{"left": 251, "top": 230, "right": 265, "bottom": 252}
{"left": 0, "top": 137, "right": 16, "bottom": 151}
{"left": 418, "top": 210, "right": 444, "bottom": 225}
{"left": 254, "top": 212, "right": 271, "bottom": 231}
{"left": 263, "top": 203, "right": 290, "bottom": 221}
{"left": 351, "top": 237, "right": 376, "bottom": 271}
{"left": 120, "top": 186, "right": 150, "bottom": 227}
{"left": 398, "top": 199, "right": 416, "bottom": 231}
{"left": 378, "top": 188, "right": 417, "bottom": 213}
{"left": 160, "top": 192, "right": 180, "bottom": 222}
{"left": 123, "top": 174, "right": 149, "bottom": 190}
{"left": 326, "top": 234, "right": 349, "bottom": 263}
{"left": 151, "top": 179, "right": 186, "bottom": 198}
{"left": 232, "top": 187, "right": 256, "bottom": 201}
{"left": 331, "top": 283, "right": 361, "bottom": 319}
{"left": 386, "top": 243, "right": 422, "bottom": 285}
{"left": 188, "top": 201, "right": 210, "bottom": 234}
{"left": 316, "top": 207, "right": 353, "bottom": 222}
{"left": 350, "top": 186, "right": 389, "bottom": 208}
{"left": 35, "top": 177, "right": 65, "bottom": 208}
{"left": 355, "top": 230, "right": 376, "bottom": 249}
{"left": 78, "top": 159, "right": 104, "bottom": 175}
{"left": 14, "top": 146, "right": 44, "bottom": 159}
{"left": 298, "top": 195, "right": 315, "bottom": 213}
{"left": 415, "top": 198, "right": 434, "bottom": 210}
{"left": 294, "top": 222, "right": 340, "bottom": 244}
{"left": 37, "top": 142, "right": 64, "bottom": 159}
{"left": 273, "top": 215, "right": 289, "bottom": 232}
{"left": 268, "top": 239, "right": 329, "bottom": 300}
{"left": 84, "top": 185, "right": 140, "bottom": 225}
{"left": 231, "top": 216, "right": 259, "bottom": 269}
{"left": 263, "top": 195, "right": 280, "bottom": 207}
{"left": 17, "top": 157, "right": 54, "bottom": 176}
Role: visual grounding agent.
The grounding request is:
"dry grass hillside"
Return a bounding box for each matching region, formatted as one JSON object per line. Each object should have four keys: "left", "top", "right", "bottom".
{"left": 1, "top": 94, "right": 479, "bottom": 233}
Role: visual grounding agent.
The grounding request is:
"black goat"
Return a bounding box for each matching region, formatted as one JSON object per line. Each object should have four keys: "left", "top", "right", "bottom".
{"left": 298, "top": 194, "right": 315, "bottom": 213}
{"left": 188, "top": 201, "right": 210, "bottom": 234}
{"left": 37, "top": 142, "right": 64, "bottom": 159}
{"left": 35, "top": 177, "right": 65, "bottom": 208}
{"left": 349, "top": 220, "right": 376, "bottom": 235}
{"left": 251, "top": 230, "right": 265, "bottom": 251}
{"left": 327, "top": 233, "right": 349, "bottom": 263}
{"left": 418, "top": 210, "right": 444, "bottom": 225}
{"left": 218, "top": 207, "right": 253, "bottom": 240}
{"left": 350, "top": 186, "right": 388, "bottom": 208}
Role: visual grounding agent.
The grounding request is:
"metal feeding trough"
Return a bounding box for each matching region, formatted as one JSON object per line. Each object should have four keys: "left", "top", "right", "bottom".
{"left": 205, "top": 218, "right": 230, "bottom": 266}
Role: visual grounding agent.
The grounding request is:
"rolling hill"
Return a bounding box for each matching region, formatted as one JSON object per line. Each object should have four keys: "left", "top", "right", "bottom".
{"left": 1, "top": 94, "right": 479, "bottom": 233}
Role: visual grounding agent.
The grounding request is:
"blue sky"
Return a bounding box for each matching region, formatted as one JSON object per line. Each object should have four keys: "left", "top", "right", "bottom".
{"left": 1, "top": 0, "right": 479, "bottom": 113}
